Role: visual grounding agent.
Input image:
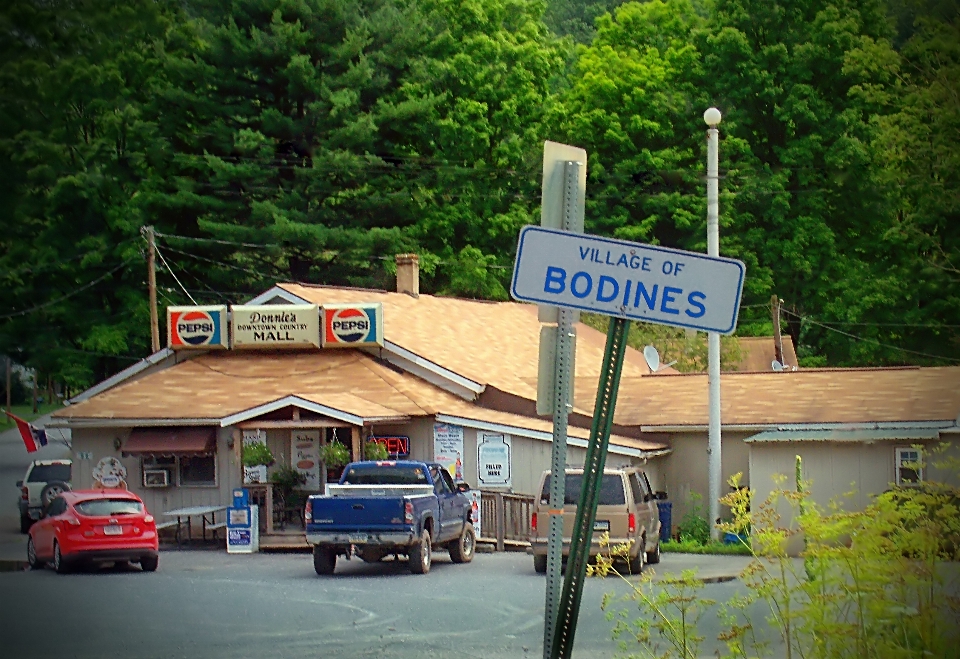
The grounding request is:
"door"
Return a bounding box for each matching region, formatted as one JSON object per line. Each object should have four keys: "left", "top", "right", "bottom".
{"left": 431, "top": 466, "right": 461, "bottom": 542}
{"left": 33, "top": 496, "right": 66, "bottom": 559}
{"left": 629, "top": 472, "right": 658, "bottom": 546}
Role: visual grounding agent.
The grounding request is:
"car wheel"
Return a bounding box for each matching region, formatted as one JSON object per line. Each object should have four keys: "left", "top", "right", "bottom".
{"left": 20, "top": 514, "right": 33, "bottom": 534}
{"left": 53, "top": 541, "right": 71, "bottom": 574}
{"left": 409, "top": 528, "right": 432, "bottom": 575}
{"left": 646, "top": 539, "right": 661, "bottom": 565}
{"left": 313, "top": 546, "right": 336, "bottom": 576}
{"left": 448, "top": 523, "right": 475, "bottom": 564}
{"left": 533, "top": 554, "right": 547, "bottom": 574}
{"left": 26, "top": 537, "right": 43, "bottom": 570}
{"left": 41, "top": 481, "right": 70, "bottom": 507}
{"left": 140, "top": 556, "right": 159, "bottom": 572}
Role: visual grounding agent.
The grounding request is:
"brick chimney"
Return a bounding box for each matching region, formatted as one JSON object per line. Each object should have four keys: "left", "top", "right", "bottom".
{"left": 395, "top": 253, "right": 419, "bottom": 298}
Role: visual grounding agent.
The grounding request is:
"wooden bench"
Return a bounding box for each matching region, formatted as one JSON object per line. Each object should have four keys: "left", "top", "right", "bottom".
{"left": 155, "top": 520, "right": 179, "bottom": 531}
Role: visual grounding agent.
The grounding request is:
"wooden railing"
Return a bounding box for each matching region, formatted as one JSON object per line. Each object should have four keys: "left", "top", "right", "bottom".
{"left": 480, "top": 491, "right": 535, "bottom": 551}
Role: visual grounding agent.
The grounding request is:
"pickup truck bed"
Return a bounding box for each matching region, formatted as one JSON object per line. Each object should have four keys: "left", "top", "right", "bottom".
{"left": 305, "top": 461, "right": 476, "bottom": 575}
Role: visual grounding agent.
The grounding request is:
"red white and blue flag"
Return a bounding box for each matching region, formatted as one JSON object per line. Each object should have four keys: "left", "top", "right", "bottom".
{"left": 5, "top": 412, "right": 47, "bottom": 453}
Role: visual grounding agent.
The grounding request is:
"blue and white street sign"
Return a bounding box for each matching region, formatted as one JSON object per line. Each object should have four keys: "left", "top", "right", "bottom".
{"left": 511, "top": 226, "right": 746, "bottom": 334}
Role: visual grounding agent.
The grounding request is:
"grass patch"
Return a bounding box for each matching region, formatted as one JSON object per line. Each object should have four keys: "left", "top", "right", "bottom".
{"left": 662, "top": 538, "right": 752, "bottom": 555}
{"left": 1, "top": 403, "right": 63, "bottom": 429}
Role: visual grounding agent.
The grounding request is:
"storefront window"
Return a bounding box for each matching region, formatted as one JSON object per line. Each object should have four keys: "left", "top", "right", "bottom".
{"left": 180, "top": 454, "right": 217, "bottom": 486}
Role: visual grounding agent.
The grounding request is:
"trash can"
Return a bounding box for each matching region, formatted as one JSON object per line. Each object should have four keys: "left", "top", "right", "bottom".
{"left": 657, "top": 501, "right": 672, "bottom": 543}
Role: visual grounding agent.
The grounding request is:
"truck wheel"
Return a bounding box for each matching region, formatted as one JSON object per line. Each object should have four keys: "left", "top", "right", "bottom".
{"left": 533, "top": 554, "right": 547, "bottom": 574}
{"left": 409, "top": 528, "right": 432, "bottom": 574}
{"left": 628, "top": 540, "right": 644, "bottom": 575}
{"left": 313, "top": 546, "right": 336, "bottom": 576}
{"left": 646, "top": 539, "right": 661, "bottom": 565}
{"left": 448, "top": 523, "right": 475, "bottom": 564}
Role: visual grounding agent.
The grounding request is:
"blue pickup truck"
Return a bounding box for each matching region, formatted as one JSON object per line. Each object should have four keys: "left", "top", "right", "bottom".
{"left": 305, "top": 461, "right": 476, "bottom": 575}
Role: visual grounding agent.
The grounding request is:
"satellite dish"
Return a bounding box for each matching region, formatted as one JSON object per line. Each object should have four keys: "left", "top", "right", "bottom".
{"left": 643, "top": 345, "right": 660, "bottom": 372}
{"left": 772, "top": 360, "right": 784, "bottom": 372}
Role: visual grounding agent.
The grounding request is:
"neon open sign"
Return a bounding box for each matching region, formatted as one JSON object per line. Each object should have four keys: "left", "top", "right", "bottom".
{"left": 372, "top": 436, "right": 410, "bottom": 457}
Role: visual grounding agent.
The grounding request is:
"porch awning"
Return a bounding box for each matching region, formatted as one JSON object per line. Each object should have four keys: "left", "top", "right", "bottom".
{"left": 122, "top": 427, "right": 217, "bottom": 456}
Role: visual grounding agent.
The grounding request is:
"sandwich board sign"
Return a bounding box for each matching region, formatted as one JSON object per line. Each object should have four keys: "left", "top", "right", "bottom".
{"left": 511, "top": 225, "right": 745, "bottom": 334}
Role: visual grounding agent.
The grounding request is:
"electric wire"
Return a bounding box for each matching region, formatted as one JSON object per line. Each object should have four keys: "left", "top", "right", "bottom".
{"left": 154, "top": 244, "right": 198, "bottom": 305}
{"left": 0, "top": 261, "right": 133, "bottom": 320}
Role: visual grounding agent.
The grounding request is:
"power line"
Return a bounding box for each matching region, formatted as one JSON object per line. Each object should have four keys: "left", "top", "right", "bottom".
{"left": 154, "top": 244, "right": 198, "bottom": 305}
{"left": 0, "top": 261, "right": 133, "bottom": 320}
{"left": 797, "top": 315, "right": 960, "bottom": 363}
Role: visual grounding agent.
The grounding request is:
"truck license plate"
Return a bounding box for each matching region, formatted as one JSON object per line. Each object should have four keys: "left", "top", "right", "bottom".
{"left": 593, "top": 520, "right": 610, "bottom": 532}
{"left": 103, "top": 525, "right": 123, "bottom": 536}
{"left": 348, "top": 533, "right": 368, "bottom": 543}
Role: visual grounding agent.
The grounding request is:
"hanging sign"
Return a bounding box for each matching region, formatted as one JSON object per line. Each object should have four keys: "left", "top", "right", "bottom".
{"left": 93, "top": 457, "right": 128, "bottom": 489}
{"left": 477, "top": 434, "right": 512, "bottom": 488}
{"left": 231, "top": 304, "right": 320, "bottom": 349}
{"left": 291, "top": 430, "right": 321, "bottom": 490}
{"left": 371, "top": 436, "right": 410, "bottom": 458}
{"left": 167, "top": 306, "right": 228, "bottom": 350}
{"left": 321, "top": 303, "right": 384, "bottom": 348}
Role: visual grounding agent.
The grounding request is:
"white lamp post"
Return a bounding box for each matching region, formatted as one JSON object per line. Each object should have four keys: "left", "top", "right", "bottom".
{"left": 704, "top": 107, "right": 722, "bottom": 542}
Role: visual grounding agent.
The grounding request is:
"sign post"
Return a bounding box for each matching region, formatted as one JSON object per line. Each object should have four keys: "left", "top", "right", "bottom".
{"left": 512, "top": 210, "right": 746, "bottom": 659}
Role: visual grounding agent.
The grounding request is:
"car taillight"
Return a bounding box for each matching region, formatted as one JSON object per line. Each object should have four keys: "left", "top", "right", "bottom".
{"left": 304, "top": 503, "right": 312, "bottom": 523}
{"left": 628, "top": 513, "right": 636, "bottom": 534}
{"left": 20, "top": 486, "right": 28, "bottom": 502}
{"left": 404, "top": 501, "right": 414, "bottom": 524}
{"left": 144, "top": 515, "right": 154, "bottom": 524}
{"left": 531, "top": 512, "right": 538, "bottom": 531}
{"left": 65, "top": 516, "right": 81, "bottom": 527}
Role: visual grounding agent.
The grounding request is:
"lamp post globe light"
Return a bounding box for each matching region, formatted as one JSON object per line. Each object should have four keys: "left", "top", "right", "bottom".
{"left": 705, "top": 107, "right": 722, "bottom": 541}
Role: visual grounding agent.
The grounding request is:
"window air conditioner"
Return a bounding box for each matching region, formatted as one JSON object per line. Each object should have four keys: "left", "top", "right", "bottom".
{"left": 143, "top": 469, "right": 170, "bottom": 488}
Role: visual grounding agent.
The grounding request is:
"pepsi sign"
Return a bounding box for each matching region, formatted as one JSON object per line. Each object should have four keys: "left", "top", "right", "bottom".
{"left": 321, "top": 303, "right": 383, "bottom": 348}
{"left": 168, "top": 306, "right": 228, "bottom": 350}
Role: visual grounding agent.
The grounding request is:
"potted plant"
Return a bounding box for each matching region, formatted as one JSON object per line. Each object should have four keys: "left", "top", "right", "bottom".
{"left": 243, "top": 441, "right": 274, "bottom": 484}
{"left": 320, "top": 441, "right": 350, "bottom": 482}
{"left": 364, "top": 440, "right": 389, "bottom": 461}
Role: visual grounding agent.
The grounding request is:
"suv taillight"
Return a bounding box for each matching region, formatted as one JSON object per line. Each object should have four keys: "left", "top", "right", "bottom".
{"left": 20, "top": 486, "right": 28, "bottom": 502}
{"left": 531, "top": 512, "right": 537, "bottom": 531}
{"left": 628, "top": 513, "right": 636, "bottom": 534}
{"left": 304, "top": 502, "right": 312, "bottom": 523}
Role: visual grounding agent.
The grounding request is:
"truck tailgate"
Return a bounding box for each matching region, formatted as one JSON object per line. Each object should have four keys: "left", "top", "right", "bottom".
{"left": 310, "top": 496, "right": 414, "bottom": 531}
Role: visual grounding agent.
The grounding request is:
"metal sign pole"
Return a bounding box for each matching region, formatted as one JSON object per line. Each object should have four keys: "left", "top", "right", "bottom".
{"left": 551, "top": 317, "right": 630, "bottom": 659}
{"left": 543, "top": 161, "right": 582, "bottom": 659}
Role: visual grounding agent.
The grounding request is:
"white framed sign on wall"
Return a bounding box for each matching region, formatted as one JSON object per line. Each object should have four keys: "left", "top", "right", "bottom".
{"left": 477, "top": 433, "right": 512, "bottom": 488}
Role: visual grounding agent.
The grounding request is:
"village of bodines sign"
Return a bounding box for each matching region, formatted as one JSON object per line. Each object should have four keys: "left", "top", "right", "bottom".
{"left": 511, "top": 225, "right": 746, "bottom": 334}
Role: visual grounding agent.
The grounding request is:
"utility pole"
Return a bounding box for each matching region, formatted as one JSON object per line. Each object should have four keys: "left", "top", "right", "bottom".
{"left": 5, "top": 356, "right": 10, "bottom": 415}
{"left": 145, "top": 226, "right": 160, "bottom": 353}
{"left": 704, "top": 107, "right": 722, "bottom": 542}
{"left": 771, "top": 294, "right": 784, "bottom": 365}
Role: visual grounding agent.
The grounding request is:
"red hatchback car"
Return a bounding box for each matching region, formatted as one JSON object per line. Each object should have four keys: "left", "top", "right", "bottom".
{"left": 27, "top": 489, "right": 159, "bottom": 574}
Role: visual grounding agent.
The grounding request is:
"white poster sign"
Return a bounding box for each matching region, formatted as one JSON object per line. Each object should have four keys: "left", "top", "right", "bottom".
{"left": 465, "top": 489, "right": 482, "bottom": 538}
{"left": 477, "top": 434, "right": 512, "bottom": 488}
{"left": 231, "top": 304, "right": 321, "bottom": 349}
{"left": 291, "top": 430, "right": 321, "bottom": 491}
{"left": 433, "top": 423, "right": 464, "bottom": 481}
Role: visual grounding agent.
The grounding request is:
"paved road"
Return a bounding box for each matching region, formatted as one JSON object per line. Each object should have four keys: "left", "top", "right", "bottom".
{"left": 0, "top": 549, "right": 776, "bottom": 659}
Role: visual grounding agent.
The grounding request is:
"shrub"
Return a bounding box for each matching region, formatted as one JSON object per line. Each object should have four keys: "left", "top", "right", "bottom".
{"left": 364, "top": 440, "right": 389, "bottom": 461}
{"left": 319, "top": 441, "right": 350, "bottom": 467}
{"left": 242, "top": 441, "right": 274, "bottom": 468}
{"left": 677, "top": 492, "right": 710, "bottom": 545}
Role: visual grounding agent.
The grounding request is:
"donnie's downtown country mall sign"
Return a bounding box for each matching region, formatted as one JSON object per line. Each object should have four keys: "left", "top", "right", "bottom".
{"left": 167, "top": 303, "right": 384, "bottom": 351}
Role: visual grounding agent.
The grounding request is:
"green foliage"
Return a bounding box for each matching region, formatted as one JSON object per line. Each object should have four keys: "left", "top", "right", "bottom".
{"left": 661, "top": 538, "right": 751, "bottom": 555}
{"left": 320, "top": 441, "right": 350, "bottom": 468}
{"left": 591, "top": 533, "right": 716, "bottom": 659}
{"left": 269, "top": 465, "right": 307, "bottom": 497}
{"left": 677, "top": 492, "right": 710, "bottom": 544}
{"left": 242, "top": 441, "right": 274, "bottom": 467}
{"left": 364, "top": 440, "right": 390, "bottom": 461}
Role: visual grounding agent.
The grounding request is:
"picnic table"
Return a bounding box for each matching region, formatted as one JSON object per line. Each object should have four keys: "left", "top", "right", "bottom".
{"left": 159, "top": 505, "right": 228, "bottom": 546}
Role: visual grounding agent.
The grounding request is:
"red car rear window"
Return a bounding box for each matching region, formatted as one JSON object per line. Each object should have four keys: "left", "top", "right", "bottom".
{"left": 74, "top": 499, "right": 144, "bottom": 516}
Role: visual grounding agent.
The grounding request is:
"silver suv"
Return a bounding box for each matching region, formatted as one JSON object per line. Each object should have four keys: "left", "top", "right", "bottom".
{"left": 17, "top": 459, "right": 72, "bottom": 533}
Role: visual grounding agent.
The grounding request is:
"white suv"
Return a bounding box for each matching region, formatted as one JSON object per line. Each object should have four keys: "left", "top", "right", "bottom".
{"left": 16, "top": 459, "right": 72, "bottom": 533}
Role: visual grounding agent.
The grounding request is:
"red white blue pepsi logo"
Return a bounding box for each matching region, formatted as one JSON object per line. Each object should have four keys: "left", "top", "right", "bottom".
{"left": 327, "top": 307, "right": 373, "bottom": 343}
{"left": 170, "top": 309, "right": 222, "bottom": 347}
